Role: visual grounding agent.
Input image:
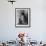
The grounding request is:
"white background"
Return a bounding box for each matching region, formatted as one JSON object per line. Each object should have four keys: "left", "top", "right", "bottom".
{"left": 0, "top": 0, "right": 46, "bottom": 42}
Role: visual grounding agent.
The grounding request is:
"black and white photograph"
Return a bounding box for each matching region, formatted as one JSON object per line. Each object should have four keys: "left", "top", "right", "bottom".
{"left": 15, "top": 8, "right": 31, "bottom": 27}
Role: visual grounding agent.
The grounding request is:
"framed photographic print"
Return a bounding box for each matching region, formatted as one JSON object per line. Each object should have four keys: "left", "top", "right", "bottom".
{"left": 15, "top": 8, "right": 31, "bottom": 28}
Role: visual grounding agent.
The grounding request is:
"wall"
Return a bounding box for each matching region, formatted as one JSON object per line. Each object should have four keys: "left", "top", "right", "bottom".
{"left": 0, "top": 0, "right": 46, "bottom": 42}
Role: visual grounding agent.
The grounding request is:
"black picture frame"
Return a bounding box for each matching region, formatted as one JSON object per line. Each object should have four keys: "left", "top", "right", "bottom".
{"left": 15, "top": 8, "right": 31, "bottom": 28}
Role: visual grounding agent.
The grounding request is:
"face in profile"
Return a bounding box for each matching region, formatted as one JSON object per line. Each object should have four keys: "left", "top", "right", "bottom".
{"left": 20, "top": 15, "right": 24, "bottom": 21}
{"left": 19, "top": 15, "right": 25, "bottom": 24}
